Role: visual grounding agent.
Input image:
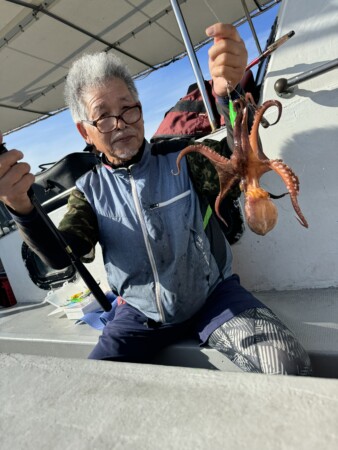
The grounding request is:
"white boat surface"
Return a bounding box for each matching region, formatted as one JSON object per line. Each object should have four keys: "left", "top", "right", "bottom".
{"left": 1, "top": 1, "right": 338, "bottom": 448}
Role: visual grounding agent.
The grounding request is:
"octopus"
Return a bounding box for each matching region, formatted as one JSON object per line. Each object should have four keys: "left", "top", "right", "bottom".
{"left": 174, "top": 93, "right": 308, "bottom": 236}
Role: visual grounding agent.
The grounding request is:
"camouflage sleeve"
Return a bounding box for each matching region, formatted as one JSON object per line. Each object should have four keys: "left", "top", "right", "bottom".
{"left": 186, "top": 137, "right": 240, "bottom": 199}
{"left": 8, "top": 189, "right": 98, "bottom": 269}
{"left": 58, "top": 189, "right": 99, "bottom": 262}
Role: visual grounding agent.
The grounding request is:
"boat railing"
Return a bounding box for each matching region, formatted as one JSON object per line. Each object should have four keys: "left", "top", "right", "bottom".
{"left": 274, "top": 58, "right": 338, "bottom": 97}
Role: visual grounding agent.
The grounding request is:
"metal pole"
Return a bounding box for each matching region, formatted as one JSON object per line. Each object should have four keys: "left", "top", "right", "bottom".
{"left": 170, "top": 0, "right": 218, "bottom": 131}
{"left": 274, "top": 58, "right": 338, "bottom": 96}
{"left": 241, "top": 0, "right": 262, "bottom": 54}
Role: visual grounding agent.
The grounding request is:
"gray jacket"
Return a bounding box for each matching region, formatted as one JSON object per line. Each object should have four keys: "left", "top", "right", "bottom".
{"left": 76, "top": 140, "right": 233, "bottom": 324}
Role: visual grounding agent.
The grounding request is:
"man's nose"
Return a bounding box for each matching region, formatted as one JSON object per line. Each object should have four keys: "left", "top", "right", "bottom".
{"left": 116, "top": 117, "right": 126, "bottom": 130}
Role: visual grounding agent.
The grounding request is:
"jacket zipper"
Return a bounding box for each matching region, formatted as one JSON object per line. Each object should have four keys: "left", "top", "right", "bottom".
{"left": 128, "top": 168, "right": 165, "bottom": 322}
{"left": 149, "top": 189, "right": 191, "bottom": 210}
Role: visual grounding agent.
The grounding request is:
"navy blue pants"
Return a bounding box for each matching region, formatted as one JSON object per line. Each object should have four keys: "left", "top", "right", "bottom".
{"left": 89, "top": 274, "right": 264, "bottom": 362}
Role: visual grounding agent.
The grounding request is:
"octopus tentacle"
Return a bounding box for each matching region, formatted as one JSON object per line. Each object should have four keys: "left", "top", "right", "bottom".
{"left": 269, "top": 159, "right": 308, "bottom": 228}
{"left": 253, "top": 99, "right": 283, "bottom": 129}
{"left": 173, "top": 143, "right": 239, "bottom": 225}
{"left": 214, "top": 174, "right": 241, "bottom": 225}
{"left": 243, "top": 92, "right": 271, "bottom": 128}
{"left": 172, "top": 144, "right": 229, "bottom": 176}
{"left": 249, "top": 100, "right": 283, "bottom": 158}
{"left": 290, "top": 197, "right": 309, "bottom": 228}
{"left": 240, "top": 97, "right": 252, "bottom": 164}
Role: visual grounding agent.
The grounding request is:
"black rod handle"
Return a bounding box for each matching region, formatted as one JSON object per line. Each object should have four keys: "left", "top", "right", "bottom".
{"left": 29, "top": 190, "right": 112, "bottom": 311}
{"left": 275, "top": 58, "right": 338, "bottom": 96}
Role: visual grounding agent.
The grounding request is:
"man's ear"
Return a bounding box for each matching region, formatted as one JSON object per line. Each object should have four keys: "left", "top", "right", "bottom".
{"left": 76, "top": 122, "right": 90, "bottom": 142}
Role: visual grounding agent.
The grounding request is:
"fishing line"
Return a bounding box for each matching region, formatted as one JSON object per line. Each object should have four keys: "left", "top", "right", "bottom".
{"left": 203, "top": 0, "right": 222, "bottom": 23}
{"left": 226, "top": 82, "right": 275, "bottom": 129}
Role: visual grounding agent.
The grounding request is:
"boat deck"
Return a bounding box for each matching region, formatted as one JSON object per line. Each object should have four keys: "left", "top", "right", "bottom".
{"left": 2, "top": 352, "right": 338, "bottom": 450}
{"left": 1, "top": 287, "right": 338, "bottom": 449}
{"left": 1, "top": 287, "right": 337, "bottom": 378}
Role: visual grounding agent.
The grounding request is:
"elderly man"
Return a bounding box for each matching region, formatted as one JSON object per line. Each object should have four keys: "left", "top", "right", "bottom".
{"left": 0, "top": 24, "right": 312, "bottom": 374}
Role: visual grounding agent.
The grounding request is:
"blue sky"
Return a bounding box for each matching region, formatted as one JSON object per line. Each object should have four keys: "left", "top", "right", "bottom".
{"left": 5, "top": 5, "right": 279, "bottom": 173}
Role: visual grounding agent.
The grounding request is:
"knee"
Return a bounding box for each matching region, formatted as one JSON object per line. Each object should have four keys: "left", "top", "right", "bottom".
{"left": 238, "top": 345, "right": 312, "bottom": 376}
{"left": 266, "top": 348, "right": 313, "bottom": 376}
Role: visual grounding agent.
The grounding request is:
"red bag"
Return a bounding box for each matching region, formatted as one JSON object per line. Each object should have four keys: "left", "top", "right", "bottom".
{"left": 151, "top": 71, "right": 256, "bottom": 143}
{"left": 151, "top": 80, "right": 225, "bottom": 142}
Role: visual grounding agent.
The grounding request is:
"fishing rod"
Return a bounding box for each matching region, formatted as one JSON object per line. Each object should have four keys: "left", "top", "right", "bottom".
{"left": 0, "top": 141, "right": 112, "bottom": 312}
{"left": 245, "top": 30, "right": 295, "bottom": 71}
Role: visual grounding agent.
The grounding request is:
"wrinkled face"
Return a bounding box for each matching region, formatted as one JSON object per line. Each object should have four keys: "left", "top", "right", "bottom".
{"left": 77, "top": 77, "right": 144, "bottom": 165}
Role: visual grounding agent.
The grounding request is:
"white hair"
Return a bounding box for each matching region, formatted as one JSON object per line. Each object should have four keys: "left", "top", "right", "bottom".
{"left": 64, "top": 52, "right": 139, "bottom": 122}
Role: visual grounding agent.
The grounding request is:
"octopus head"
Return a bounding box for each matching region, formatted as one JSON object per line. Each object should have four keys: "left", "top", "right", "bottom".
{"left": 244, "top": 187, "right": 278, "bottom": 235}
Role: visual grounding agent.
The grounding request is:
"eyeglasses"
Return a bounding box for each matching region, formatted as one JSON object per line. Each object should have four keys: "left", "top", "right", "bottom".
{"left": 82, "top": 104, "right": 142, "bottom": 133}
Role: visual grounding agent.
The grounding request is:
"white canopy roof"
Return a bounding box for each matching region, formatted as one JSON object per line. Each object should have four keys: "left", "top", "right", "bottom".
{"left": 0, "top": 0, "right": 276, "bottom": 134}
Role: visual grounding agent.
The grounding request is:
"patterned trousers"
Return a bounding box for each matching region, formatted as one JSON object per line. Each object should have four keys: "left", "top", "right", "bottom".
{"left": 207, "top": 307, "right": 312, "bottom": 375}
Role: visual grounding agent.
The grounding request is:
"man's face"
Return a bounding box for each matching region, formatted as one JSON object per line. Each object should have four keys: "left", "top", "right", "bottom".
{"left": 77, "top": 78, "right": 144, "bottom": 165}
